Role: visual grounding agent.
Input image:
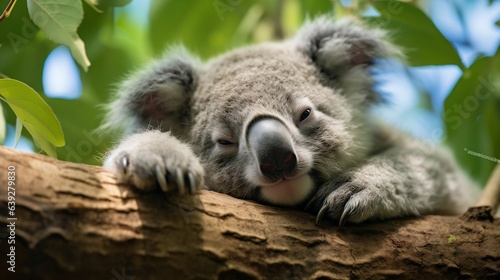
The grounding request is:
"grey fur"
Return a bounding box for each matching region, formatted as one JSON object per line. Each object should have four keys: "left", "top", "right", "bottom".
{"left": 102, "top": 16, "right": 479, "bottom": 224}
{"left": 101, "top": 47, "right": 201, "bottom": 139}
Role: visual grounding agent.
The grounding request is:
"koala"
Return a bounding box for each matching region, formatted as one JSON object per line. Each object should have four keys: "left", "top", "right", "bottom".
{"left": 102, "top": 17, "right": 479, "bottom": 225}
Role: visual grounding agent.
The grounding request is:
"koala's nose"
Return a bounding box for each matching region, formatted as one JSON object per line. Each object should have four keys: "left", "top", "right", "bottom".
{"left": 247, "top": 118, "right": 297, "bottom": 180}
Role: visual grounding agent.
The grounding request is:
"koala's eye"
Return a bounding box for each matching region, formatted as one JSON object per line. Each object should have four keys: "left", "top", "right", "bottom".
{"left": 217, "top": 139, "right": 234, "bottom": 146}
{"left": 299, "top": 108, "right": 312, "bottom": 122}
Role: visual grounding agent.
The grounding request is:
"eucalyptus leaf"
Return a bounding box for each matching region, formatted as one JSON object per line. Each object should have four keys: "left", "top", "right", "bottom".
{"left": 444, "top": 54, "right": 500, "bottom": 185}
{"left": 0, "top": 79, "right": 65, "bottom": 156}
{"left": 27, "top": 0, "right": 91, "bottom": 71}
{"left": 485, "top": 100, "right": 500, "bottom": 162}
{"left": 367, "top": 1, "right": 464, "bottom": 68}
{"left": 29, "top": 126, "right": 57, "bottom": 158}
{"left": 0, "top": 103, "right": 5, "bottom": 144}
{"left": 14, "top": 117, "right": 22, "bottom": 149}
{"left": 83, "top": 0, "right": 102, "bottom": 13}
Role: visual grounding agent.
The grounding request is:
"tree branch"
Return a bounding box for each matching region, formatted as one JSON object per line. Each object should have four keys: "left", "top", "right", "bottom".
{"left": 0, "top": 0, "right": 18, "bottom": 22}
{"left": 0, "top": 146, "right": 499, "bottom": 279}
{"left": 476, "top": 164, "right": 500, "bottom": 209}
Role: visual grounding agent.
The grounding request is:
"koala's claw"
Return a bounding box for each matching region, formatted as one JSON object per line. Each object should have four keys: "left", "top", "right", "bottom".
{"left": 315, "top": 199, "right": 350, "bottom": 227}
{"left": 187, "top": 172, "right": 198, "bottom": 195}
{"left": 105, "top": 132, "right": 205, "bottom": 195}
{"left": 155, "top": 165, "right": 169, "bottom": 192}
{"left": 310, "top": 182, "right": 369, "bottom": 226}
{"left": 175, "top": 168, "right": 186, "bottom": 195}
{"left": 155, "top": 166, "right": 202, "bottom": 195}
{"left": 164, "top": 168, "right": 200, "bottom": 195}
{"left": 316, "top": 204, "right": 328, "bottom": 225}
{"left": 339, "top": 208, "right": 351, "bottom": 228}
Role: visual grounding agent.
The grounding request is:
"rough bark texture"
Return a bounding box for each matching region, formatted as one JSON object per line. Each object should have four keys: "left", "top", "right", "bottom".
{"left": 0, "top": 146, "right": 499, "bottom": 280}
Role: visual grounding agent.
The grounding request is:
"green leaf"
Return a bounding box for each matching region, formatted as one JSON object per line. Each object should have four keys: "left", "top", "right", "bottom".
{"left": 0, "top": 103, "right": 5, "bottom": 144}
{"left": 83, "top": 0, "right": 102, "bottom": 13}
{"left": 29, "top": 124, "right": 57, "bottom": 158}
{"left": 485, "top": 100, "right": 500, "bottom": 163}
{"left": 27, "top": 0, "right": 91, "bottom": 71}
{"left": 0, "top": 79, "right": 65, "bottom": 155}
{"left": 14, "top": 117, "right": 22, "bottom": 148}
{"left": 444, "top": 52, "right": 500, "bottom": 185}
{"left": 367, "top": 1, "right": 464, "bottom": 68}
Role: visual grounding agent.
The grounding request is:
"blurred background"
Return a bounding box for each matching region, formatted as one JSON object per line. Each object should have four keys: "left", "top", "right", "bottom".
{"left": 0, "top": 0, "right": 499, "bottom": 186}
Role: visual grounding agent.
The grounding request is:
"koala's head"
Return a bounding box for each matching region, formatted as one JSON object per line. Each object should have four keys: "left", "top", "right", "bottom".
{"left": 108, "top": 17, "right": 400, "bottom": 206}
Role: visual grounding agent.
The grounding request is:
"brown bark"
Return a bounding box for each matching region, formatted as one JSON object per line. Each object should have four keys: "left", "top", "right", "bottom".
{"left": 0, "top": 146, "right": 499, "bottom": 280}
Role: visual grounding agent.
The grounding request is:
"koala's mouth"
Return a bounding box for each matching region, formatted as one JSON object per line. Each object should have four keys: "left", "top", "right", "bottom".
{"left": 259, "top": 173, "right": 314, "bottom": 206}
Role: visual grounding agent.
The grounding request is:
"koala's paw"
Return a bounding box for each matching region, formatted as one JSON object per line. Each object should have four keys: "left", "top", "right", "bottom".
{"left": 104, "top": 131, "right": 204, "bottom": 194}
{"left": 306, "top": 179, "right": 399, "bottom": 226}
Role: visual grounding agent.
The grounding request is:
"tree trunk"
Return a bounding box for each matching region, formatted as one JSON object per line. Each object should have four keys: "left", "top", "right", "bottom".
{"left": 0, "top": 146, "right": 499, "bottom": 280}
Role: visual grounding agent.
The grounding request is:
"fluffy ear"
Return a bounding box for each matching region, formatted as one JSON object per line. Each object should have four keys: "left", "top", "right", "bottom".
{"left": 295, "top": 16, "right": 402, "bottom": 104}
{"left": 102, "top": 47, "right": 201, "bottom": 137}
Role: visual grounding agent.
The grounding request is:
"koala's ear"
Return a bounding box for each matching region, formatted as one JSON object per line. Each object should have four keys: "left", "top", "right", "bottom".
{"left": 103, "top": 47, "right": 201, "bottom": 136}
{"left": 295, "top": 16, "right": 402, "bottom": 103}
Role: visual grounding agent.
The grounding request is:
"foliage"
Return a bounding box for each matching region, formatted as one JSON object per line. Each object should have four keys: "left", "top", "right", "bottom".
{"left": 0, "top": 78, "right": 64, "bottom": 157}
{"left": 27, "top": 0, "right": 90, "bottom": 71}
{"left": 367, "top": 1, "right": 464, "bottom": 68}
{"left": 0, "top": 0, "right": 498, "bottom": 185}
{"left": 444, "top": 53, "right": 500, "bottom": 183}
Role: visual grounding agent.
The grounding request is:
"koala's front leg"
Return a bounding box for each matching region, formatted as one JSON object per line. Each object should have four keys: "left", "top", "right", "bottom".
{"left": 104, "top": 130, "right": 204, "bottom": 194}
{"left": 306, "top": 146, "right": 478, "bottom": 225}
